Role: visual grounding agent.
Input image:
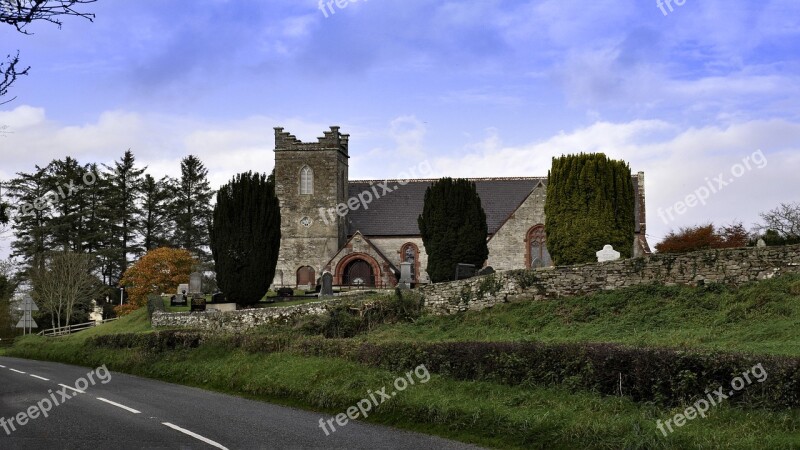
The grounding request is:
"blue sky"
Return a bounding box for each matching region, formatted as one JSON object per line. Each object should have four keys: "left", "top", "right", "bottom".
{"left": 1, "top": 0, "right": 799, "bottom": 252}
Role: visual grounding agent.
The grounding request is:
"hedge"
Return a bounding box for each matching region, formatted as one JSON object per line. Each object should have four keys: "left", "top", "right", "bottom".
{"left": 90, "top": 332, "right": 800, "bottom": 409}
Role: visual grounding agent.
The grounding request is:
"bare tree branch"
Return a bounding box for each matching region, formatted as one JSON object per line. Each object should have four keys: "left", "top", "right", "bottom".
{"left": 0, "top": 0, "right": 96, "bottom": 102}
{"left": 756, "top": 202, "right": 800, "bottom": 238}
{"left": 0, "top": 0, "right": 96, "bottom": 33}
{"left": 0, "top": 51, "right": 29, "bottom": 105}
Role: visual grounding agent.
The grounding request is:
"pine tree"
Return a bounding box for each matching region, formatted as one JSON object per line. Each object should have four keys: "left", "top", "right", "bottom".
{"left": 171, "top": 155, "right": 214, "bottom": 259}
{"left": 101, "top": 150, "right": 145, "bottom": 284}
{"left": 210, "top": 172, "right": 280, "bottom": 305}
{"left": 138, "top": 174, "right": 173, "bottom": 252}
{"left": 544, "top": 153, "right": 635, "bottom": 265}
{"left": 418, "top": 178, "right": 488, "bottom": 283}
{"left": 7, "top": 165, "right": 52, "bottom": 274}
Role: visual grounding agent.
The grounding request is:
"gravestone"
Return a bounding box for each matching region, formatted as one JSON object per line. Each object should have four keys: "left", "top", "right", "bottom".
{"left": 757, "top": 238, "right": 767, "bottom": 248}
{"left": 211, "top": 292, "right": 226, "bottom": 304}
{"left": 190, "top": 296, "right": 206, "bottom": 312}
{"left": 321, "top": 272, "right": 334, "bottom": 297}
{"left": 189, "top": 272, "right": 202, "bottom": 295}
{"left": 171, "top": 294, "right": 187, "bottom": 306}
{"left": 177, "top": 284, "right": 189, "bottom": 295}
{"left": 398, "top": 262, "right": 412, "bottom": 289}
{"left": 478, "top": 266, "right": 495, "bottom": 276}
{"left": 277, "top": 287, "right": 294, "bottom": 298}
{"left": 596, "top": 245, "right": 621, "bottom": 263}
{"left": 454, "top": 263, "right": 476, "bottom": 281}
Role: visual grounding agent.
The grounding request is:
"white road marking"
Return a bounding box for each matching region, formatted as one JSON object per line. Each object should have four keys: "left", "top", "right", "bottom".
{"left": 0, "top": 364, "right": 5, "bottom": 368}
{"left": 96, "top": 397, "right": 141, "bottom": 414}
{"left": 29, "top": 374, "right": 49, "bottom": 381}
{"left": 9, "top": 368, "right": 25, "bottom": 374}
{"left": 59, "top": 384, "right": 85, "bottom": 394}
{"left": 162, "top": 422, "right": 229, "bottom": 450}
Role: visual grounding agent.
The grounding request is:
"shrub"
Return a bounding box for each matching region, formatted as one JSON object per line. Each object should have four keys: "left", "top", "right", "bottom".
{"left": 418, "top": 178, "right": 488, "bottom": 282}
{"left": 656, "top": 222, "right": 750, "bottom": 254}
{"left": 295, "top": 340, "right": 800, "bottom": 410}
{"left": 545, "top": 153, "right": 635, "bottom": 265}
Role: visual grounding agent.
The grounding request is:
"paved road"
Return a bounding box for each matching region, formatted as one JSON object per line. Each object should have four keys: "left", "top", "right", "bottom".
{"left": 0, "top": 356, "right": 480, "bottom": 449}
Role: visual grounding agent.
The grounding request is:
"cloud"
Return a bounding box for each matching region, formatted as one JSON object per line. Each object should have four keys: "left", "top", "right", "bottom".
{"left": 432, "top": 118, "right": 800, "bottom": 244}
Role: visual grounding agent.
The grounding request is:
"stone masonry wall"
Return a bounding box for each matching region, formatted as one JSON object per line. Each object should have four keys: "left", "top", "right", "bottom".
{"left": 152, "top": 299, "right": 340, "bottom": 332}
{"left": 421, "top": 244, "right": 800, "bottom": 315}
{"left": 153, "top": 245, "right": 800, "bottom": 331}
{"left": 486, "top": 182, "right": 546, "bottom": 271}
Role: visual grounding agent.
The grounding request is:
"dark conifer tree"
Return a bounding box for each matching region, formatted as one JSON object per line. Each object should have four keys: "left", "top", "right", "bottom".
{"left": 101, "top": 150, "right": 145, "bottom": 284}
{"left": 210, "top": 172, "right": 280, "bottom": 305}
{"left": 138, "top": 174, "right": 173, "bottom": 252}
{"left": 171, "top": 155, "right": 214, "bottom": 259}
{"left": 418, "top": 178, "right": 488, "bottom": 283}
{"left": 544, "top": 153, "right": 635, "bottom": 265}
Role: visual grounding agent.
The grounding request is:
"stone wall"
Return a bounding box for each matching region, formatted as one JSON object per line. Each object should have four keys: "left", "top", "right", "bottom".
{"left": 486, "top": 182, "right": 546, "bottom": 271}
{"left": 272, "top": 126, "right": 349, "bottom": 288}
{"left": 421, "top": 244, "right": 800, "bottom": 315}
{"left": 152, "top": 299, "right": 340, "bottom": 332}
{"left": 369, "top": 236, "right": 430, "bottom": 284}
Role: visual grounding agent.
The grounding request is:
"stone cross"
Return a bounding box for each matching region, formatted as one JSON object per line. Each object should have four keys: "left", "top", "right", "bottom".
{"left": 596, "top": 245, "right": 621, "bottom": 262}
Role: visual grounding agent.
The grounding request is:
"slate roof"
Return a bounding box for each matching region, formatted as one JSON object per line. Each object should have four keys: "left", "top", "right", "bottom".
{"left": 346, "top": 178, "right": 546, "bottom": 237}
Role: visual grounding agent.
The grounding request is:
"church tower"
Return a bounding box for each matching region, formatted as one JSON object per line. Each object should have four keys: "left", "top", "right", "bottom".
{"left": 272, "top": 127, "right": 349, "bottom": 288}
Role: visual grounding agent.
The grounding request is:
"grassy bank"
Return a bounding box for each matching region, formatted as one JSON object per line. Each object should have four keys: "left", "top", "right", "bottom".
{"left": 362, "top": 275, "right": 800, "bottom": 356}
{"left": 3, "top": 276, "right": 799, "bottom": 448}
{"left": 5, "top": 329, "right": 798, "bottom": 449}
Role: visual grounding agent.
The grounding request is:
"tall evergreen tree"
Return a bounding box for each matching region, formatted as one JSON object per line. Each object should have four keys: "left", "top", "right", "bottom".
{"left": 544, "top": 153, "right": 635, "bottom": 265}
{"left": 210, "top": 172, "right": 280, "bottom": 305}
{"left": 7, "top": 165, "right": 52, "bottom": 274}
{"left": 418, "top": 178, "right": 488, "bottom": 283}
{"left": 101, "top": 150, "right": 145, "bottom": 284}
{"left": 171, "top": 155, "right": 214, "bottom": 259}
{"left": 138, "top": 174, "right": 173, "bottom": 252}
{"left": 45, "top": 157, "right": 97, "bottom": 253}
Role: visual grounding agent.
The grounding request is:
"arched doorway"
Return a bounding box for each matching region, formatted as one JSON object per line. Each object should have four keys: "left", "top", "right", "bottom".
{"left": 343, "top": 259, "right": 375, "bottom": 287}
{"left": 526, "top": 225, "right": 551, "bottom": 268}
{"left": 296, "top": 266, "right": 315, "bottom": 287}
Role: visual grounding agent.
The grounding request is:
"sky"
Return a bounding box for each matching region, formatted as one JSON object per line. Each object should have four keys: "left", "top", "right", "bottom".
{"left": 1, "top": 0, "right": 799, "bottom": 257}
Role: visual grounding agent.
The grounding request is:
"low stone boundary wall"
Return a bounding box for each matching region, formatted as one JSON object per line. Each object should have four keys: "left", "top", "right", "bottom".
{"left": 421, "top": 245, "right": 800, "bottom": 315}
{"left": 152, "top": 245, "right": 800, "bottom": 329}
{"left": 152, "top": 299, "right": 340, "bottom": 331}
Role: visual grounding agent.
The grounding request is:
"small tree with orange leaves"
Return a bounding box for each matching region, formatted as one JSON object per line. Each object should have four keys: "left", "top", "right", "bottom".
{"left": 117, "top": 247, "right": 196, "bottom": 315}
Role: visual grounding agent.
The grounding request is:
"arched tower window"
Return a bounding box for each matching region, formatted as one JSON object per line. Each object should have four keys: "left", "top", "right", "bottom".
{"left": 300, "top": 165, "right": 313, "bottom": 195}
{"left": 526, "top": 225, "right": 551, "bottom": 268}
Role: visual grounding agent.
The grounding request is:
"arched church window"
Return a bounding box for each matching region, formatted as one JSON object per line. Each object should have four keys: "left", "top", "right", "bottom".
{"left": 300, "top": 165, "right": 313, "bottom": 195}
{"left": 400, "top": 243, "right": 418, "bottom": 282}
{"left": 527, "top": 225, "right": 551, "bottom": 268}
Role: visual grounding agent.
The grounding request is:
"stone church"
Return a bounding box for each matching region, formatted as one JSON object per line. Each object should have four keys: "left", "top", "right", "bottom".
{"left": 271, "top": 127, "right": 650, "bottom": 289}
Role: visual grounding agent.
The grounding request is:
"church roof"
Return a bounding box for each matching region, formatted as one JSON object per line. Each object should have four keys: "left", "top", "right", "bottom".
{"left": 346, "top": 178, "right": 546, "bottom": 237}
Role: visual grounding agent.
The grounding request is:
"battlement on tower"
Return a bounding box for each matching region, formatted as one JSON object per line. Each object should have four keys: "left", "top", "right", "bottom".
{"left": 274, "top": 126, "right": 349, "bottom": 156}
